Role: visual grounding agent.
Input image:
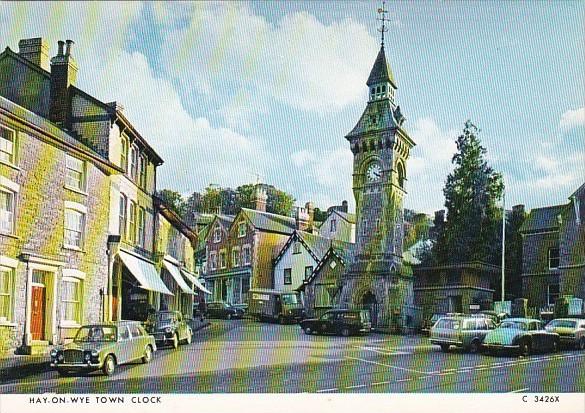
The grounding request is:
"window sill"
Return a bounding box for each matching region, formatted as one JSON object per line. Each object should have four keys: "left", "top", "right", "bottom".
{"left": 63, "top": 245, "right": 86, "bottom": 253}
{"left": 0, "top": 159, "right": 21, "bottom": 171}
{"left": 64, "top": 185, "right": 88, "bottom": 196}
{"left": 0, "top": 320, "right": 17, "bottom": 327}
{"left": 0, "top": 232, "right": 18, "bottom": 240}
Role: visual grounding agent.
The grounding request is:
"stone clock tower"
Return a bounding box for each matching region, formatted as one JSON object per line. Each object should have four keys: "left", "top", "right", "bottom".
{"left": 338, "top": 7, "right": 416, "bottom": 330}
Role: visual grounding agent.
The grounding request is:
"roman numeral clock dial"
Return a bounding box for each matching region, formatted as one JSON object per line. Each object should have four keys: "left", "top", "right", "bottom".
{"left": 366, "top": 162, "right": 382, "bottom": 183}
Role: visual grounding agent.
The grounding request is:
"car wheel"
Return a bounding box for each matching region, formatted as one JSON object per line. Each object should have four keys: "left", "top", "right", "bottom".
{"left": 172, "top": 333, "right": 179, "bottom": 349}
{"left": 578, "top": 338, "right": 585, "bottom": 351}
{"left": 185, "top": 329, "right": 193, "bottom": 345}
{"left": 519, "top": 340, "right": 531, "bottom": 357}
{"left": 341, "top": 328, "right": 350, "bottom": 337}
{"left": 304, "top": 326, "right": 312, "bottom": 335}
{"left": 469, "top": 340, "right": 480, "bottom": 354}
{"left": 142, "top": 345, "right": 153, "bottom": 364}
{"left": 440, "top": 344, "right": 450, "bottom": 353}
{"left": 226, "top": 313, "right": 232, "bottom": 320}
{"left": 102, "top": 355, "right": 116, "bottom": 376}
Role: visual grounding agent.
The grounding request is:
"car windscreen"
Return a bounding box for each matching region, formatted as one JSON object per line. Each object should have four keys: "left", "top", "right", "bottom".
{"left": 548, "top": 320, "right": 577, "bottom": 328}
{"left": 434, "top": 319, "right": 460, "bottom": 330}
{"left": 499, "top": 321, "right": 527, "bottom": 330}
{"left": 74, "top": 326, "right": 117, "bottom": 342}
{"left": 149, "top": 313, "right": 176, "bottom": 323}
{"left": 360, "top": 311, "right": 371, "bottom": 323}
{"left": 281, "top": 294, "right": 299, "bottom": 305}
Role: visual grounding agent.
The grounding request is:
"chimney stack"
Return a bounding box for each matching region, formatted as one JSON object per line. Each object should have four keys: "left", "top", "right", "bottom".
{"left": 341, "top": 200, "right": 348, "bottom": 212}
{"left": 305, "top": 201, "right": 315, "bottom": 232}
{"left": 295, "top": 206, "right": 310, "bottom": 232}
{"left": 253, "top": 185, "right": 267, "bottom": 212}
{"left": 49, "top": 39, "right": 78, "bottom": 126}
{"left": 18, "top": 38, "right": 49, "bottom": 71}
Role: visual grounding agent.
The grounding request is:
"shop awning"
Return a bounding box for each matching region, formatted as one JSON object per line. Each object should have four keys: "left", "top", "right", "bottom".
{"left": 163, "top": 260, "right": 196, "bottom": 295}
{"left": 181, "top": 269, "right": 212, "bottom": 295}
{"left": 119, "top": 251, "right": 173, "bottom": 296}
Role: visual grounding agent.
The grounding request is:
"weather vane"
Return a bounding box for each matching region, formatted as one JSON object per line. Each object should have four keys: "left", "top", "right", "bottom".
{"left": 377, "top": 1, "right": 389, "bottom": 47}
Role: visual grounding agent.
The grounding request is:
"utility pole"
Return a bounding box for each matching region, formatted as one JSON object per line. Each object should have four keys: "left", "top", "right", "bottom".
{"left": 501, "top": 186, "right": 506, "bottom": 303}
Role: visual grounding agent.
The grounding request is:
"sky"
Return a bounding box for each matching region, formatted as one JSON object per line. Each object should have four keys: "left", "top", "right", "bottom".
{"left": 1, "top": 1, "right": 584, "bottom": 214}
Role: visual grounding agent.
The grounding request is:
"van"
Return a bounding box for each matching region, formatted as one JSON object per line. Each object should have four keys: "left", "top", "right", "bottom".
{"left": 247, "top": 288, "right": 306, "bottom": 324}
{"left": 430, "top": 315, "right": 496, "bottom": 353}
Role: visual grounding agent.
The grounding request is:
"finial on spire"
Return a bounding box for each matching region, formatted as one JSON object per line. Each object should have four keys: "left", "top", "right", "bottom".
{"left": 377, "top": 1, "right": 389, "bottom": 47}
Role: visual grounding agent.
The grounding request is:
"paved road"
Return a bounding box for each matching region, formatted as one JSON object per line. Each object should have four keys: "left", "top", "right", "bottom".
{"left": 1, "top": 319, "right": 584, "bottom": 393}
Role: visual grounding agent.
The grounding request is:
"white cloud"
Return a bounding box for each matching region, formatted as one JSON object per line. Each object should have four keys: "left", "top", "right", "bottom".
{"left": 158, "top": 4, "right": 378, "bottom": 118}
{"left": 529, "top": 151, "right": 585, "bottom": 190}
{"left": 559, "top": 107, "right": 585, "bottom": 133}
{"left": 405, "top": 118, "right": 459, "bottom": 213}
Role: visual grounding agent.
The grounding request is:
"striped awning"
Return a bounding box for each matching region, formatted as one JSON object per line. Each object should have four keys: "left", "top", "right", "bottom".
{"left": 181, "top": 269, "right": 212, "bottom": 295}
{"left": 119, "top": 251, "right": 173, "bottom": 296}
{"left": 163, "top": 260, "right": 196, "bottom": 295}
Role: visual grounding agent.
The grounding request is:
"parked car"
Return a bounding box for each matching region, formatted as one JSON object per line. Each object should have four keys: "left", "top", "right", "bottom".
{"left": 430, "top": 315, "right": 496, "bottom": 353}
{"left": 206, "top": 302, "right": 245, "bottom": 319}
{"left": 545, "top": 318, "right": 585, "bottom": 350}
{"left": 421, "top": 313, "right": 445, "bottom": 336}
{"left": 483, "top": 318, "right": 560, "bottom": 356}
{"left": 50, "top": 321, "right": 156, "bottom": 377}
{"left": 473, "top": 310, "right": 508, "bottom": 325}
{"left": 300, "top": 309, "right": 371, "bottom": 337}
{"left": 144, "top": 310, "right": 192, "bottom": 349}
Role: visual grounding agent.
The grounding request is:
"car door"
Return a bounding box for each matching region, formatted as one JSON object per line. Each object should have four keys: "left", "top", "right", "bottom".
{"left": 319, "top": 312, "right": 335, "bottom": 334}
{"left": 117, "top": 325, "right": 132, "bottom": 363}
{"left": 128, "top": 323, "right": 144, "bottom": 361}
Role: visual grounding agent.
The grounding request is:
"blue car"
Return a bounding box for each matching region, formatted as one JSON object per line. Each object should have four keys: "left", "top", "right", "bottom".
{"left": 483, "top": 318, "right": 560, "bottom": 356}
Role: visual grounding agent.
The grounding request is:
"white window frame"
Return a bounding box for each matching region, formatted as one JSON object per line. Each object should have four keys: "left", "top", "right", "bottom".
{"left": 128, "top": 201, "right": 137, "bottom": 244}
{"left": 242, "top": 245, "right": 251, "bottom": 265}
{"left": 0, "top": 124, "right": 17, "bottom": 166}
{"left": 283, "top": 268, "right": 292, "bottom": 285}
{"left": 293, "top": 241, "right": 301, "bottom": 254}
{"left": 213, "top": 226, "right": 222, "bottom": 243}
{"left": 209, "top": 251, "right": 217, "bottom": 270}
{"left": 0, "top": 177, "right": 18, "bottom": 235}
{"left": 139, "top": 154, "right": 147, "bottom": 190}
{"left": 120, "top": 135, "right": 129, "bottom": 173}
{"left": 61, "top": 269, "right": 85, "bottom": 327}
{"left": 137, "top": 207, "right": 146, "bottom": 248}
{"left": 238, "top": 222, "right": 246, "bottom": 238}
{"left": 63, "top": 202, "right": 87, "bottom": 250}
{"left": 304, "top": 265, "right": 313, "bottom": 281}
{"left": 548, "top": 248, "right": 560, "bottom": 270}
{"left": 547, "top": 284, "right": 560, "bottom": 307}
{"left": 65, "top": 154, "right": 86, "bottom": 192}
{"left": 232, "top": 247, "right": 240, "bottom": 268}
{"left": 0, "top": 260, "right": 17, "bottom": 324}
{"left": 219, "top": 249, "right": 227, "bottom": 269}
{"left": 330, "top": 219, "right": 337, "bottom": 233}
{"left": 130, "top": 145, "right": 139, "bottom": 181}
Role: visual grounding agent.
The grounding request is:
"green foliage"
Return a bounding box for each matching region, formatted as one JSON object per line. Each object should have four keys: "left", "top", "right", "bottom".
{"left": 313, "top": 208, "right": 329, "bottom": 223}
{"left": 156, "top": 189, "right": 186, "bottom": 216}
{"left": 433, "top": 120, "right": 504, "bottom": 265}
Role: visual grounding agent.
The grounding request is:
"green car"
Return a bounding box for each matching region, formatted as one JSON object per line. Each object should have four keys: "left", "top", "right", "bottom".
{"left": 50, "top": 321, "right": 157, "bottom": 376}
{"left": 483, "top": 318, "right": 560, "bottom": 356}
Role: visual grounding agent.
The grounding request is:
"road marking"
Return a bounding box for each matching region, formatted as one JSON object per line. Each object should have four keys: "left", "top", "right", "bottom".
{"left": 358, "top": 346, "right": 412, "bottom": 356}
{"left": 316, "top": 388, "right": 339, "bottom": 393}
{"left": 509, "top": 388, "right": 530, "bottom": 393}
{"left": 346, "top": 356, "right": 432, "bottom": 375}
{"left": 346, "top": 384, "right": 368, "bottom": 389}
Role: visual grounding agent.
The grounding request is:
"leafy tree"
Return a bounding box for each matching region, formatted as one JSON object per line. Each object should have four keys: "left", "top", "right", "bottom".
{"left": 156, "top": 189, "right": 186, "bottom": 216}
{"left": 433, "top": 121, "right": 504, "bottom": 265}
{"left": 312, "top": 208, "right": 329, "bottom": 223}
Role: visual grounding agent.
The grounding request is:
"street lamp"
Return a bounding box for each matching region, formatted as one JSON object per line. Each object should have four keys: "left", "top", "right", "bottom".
{"left": 501, "top": 184, "right": 506, "bottom": 303}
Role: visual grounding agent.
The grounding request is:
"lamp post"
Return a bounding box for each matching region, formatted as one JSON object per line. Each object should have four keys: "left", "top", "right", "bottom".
{"left": 501, "top": 186, "right": 506, "bottom": 303}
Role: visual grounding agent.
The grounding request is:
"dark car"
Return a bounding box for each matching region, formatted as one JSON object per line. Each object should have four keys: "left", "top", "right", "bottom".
{"left": 300, "top": 309, "right": 371, "bottom": 337}
{"left": 545, "top": 318, "right": 585, "bottom": 350}
{"left": 206, "top": 302, "right": 245, "bottom": 320}
{"left": 483, "top": 318, "right": 560, "bottom": 356}
{"left": 144, "top": 310, "right": 192, "bottom": 349}
{"left": 50, "top": 321, "right": 156, "bottom": 376}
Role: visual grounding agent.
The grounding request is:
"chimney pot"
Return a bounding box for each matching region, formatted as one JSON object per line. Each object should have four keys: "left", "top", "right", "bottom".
{"left": 65, "top": 39, "right": 74, "bottom": 56}
{"left": 57, "top": 40, "right": 65, "bottom": 56}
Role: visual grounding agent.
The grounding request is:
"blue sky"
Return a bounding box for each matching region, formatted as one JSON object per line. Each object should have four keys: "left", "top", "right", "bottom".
{"left": 1, "top": 1, "right": 583, "bottom": 214}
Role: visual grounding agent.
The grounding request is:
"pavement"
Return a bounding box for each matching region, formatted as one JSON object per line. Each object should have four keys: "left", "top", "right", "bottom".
{"left": 0, "top": 319, "right": 583, "bottom": 393}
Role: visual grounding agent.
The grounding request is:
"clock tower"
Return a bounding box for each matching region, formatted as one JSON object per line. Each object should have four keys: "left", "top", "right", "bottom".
{"left": 339, "top": 3, "right": 416, "bottom": 330}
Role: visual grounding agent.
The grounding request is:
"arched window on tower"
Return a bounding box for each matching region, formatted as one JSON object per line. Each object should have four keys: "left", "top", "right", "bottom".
{"left": 397, "top": 162, "right": 405, "bottom": 188}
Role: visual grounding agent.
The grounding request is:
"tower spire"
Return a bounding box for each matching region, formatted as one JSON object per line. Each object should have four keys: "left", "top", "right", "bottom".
{"left": 377, "top": 1, "right": 389, "bottom": 47}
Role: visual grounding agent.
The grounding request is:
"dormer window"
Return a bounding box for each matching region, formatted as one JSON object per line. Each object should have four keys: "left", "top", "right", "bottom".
{"left": 213, "top": 226, "right": 222, "bottom": 243}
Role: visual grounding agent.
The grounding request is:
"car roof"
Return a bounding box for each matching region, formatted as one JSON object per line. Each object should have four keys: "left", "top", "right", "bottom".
{"left": 550, "top": 318, "right": 583, "bottom": 322}
{"left": 503, "top": 318, "right": 539, "bottom": 322}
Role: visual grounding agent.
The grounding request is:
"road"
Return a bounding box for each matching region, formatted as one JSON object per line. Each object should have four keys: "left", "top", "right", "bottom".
{"left": 1, "top": 319, "right": 584, "bottom": 393}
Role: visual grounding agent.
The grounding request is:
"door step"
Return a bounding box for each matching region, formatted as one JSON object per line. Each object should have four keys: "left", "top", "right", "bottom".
{"left": 21, "top": 341, "right": 50, "bottom": 355}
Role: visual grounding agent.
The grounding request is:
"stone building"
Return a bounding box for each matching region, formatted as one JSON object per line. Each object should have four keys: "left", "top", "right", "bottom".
{"left": 338, "top": 36, "right": 416, "bottom": 329}
{"left": 318, "top": 209, "right": 356, "bottom": 243}
{"left": 520, "top": 183, "right": 584, "bottom": 310}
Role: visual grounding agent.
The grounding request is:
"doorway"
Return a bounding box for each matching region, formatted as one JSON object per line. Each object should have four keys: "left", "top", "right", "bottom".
{"left": 362, "top": 291, "right": 378, "bottom": 327}
{"left": 31, "top": 270, "right": 48, "bottom": 341}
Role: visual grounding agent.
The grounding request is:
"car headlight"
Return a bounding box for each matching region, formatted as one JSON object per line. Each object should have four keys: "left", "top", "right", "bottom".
{"left": 57, "top": 353, "right": 64, "bottom": 362}
{"left": 50, "top": 349, "right": 58, "bottom": 358}
{"left": 91, "top": 349, "right": 99, "bottom": 357}
{"left": 165, "top": 327, "right": 172, "bottom": 333}
{"left": 84, "top": 352, "right": 91, "bottom": 362}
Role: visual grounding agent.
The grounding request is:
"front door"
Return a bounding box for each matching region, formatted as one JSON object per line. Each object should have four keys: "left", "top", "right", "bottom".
{"left": 31, "top": 285, "right": 46, "bottom": 340}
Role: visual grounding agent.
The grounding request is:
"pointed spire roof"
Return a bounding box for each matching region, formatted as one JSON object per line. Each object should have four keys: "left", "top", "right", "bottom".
{"left": 366, "top": 45, "right": 396, "bottom": 88}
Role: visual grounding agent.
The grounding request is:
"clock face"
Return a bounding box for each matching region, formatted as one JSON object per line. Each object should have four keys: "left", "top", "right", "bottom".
{"left": 366, "top": 162, "right": 382, "bottom": 182}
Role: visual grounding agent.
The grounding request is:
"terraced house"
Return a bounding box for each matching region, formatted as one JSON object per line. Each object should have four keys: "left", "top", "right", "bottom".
{"left": 0, "top": 37, "right": 201, "bottom": 354}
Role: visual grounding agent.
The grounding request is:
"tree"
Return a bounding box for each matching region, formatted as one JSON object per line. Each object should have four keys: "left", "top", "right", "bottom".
{"left": 433, "top": 121, "right": 504, "bottom": 265}
{"left": 156, "top": 189, "right": 186, "bottom": 216}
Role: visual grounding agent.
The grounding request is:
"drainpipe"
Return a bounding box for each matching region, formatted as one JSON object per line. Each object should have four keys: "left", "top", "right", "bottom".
{"left": 106, "top": 235, "right": 121, "bottom": 322}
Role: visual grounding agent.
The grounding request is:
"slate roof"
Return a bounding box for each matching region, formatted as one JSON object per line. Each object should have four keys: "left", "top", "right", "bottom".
{"left": 366, "top": 46, "right": 396, "bottom": 88}
{"left": 336, "top": 211, "right": 356, "bottom": 224}
{"left": 346, "top": 98, "right": 400, "bottom": 138}
{"left": 519, "top": 204, "right": 567, "bottom": 234}
{"left": 240, "top": 208, "right": 296, "bottom": 235}
{"left": 299, "top": 242, "right": 356, "bottom": 289}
